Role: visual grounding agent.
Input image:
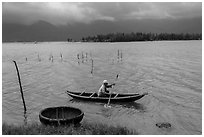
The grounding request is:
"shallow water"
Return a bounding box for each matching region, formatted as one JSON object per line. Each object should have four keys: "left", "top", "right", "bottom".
{"left": 2, "top": 41, "right": 202, "bottom": 134}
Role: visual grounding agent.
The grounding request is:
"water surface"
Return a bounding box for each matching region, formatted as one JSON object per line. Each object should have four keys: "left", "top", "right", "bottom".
{"left": 2, "top": 41, "right": 202, "bottom": 134}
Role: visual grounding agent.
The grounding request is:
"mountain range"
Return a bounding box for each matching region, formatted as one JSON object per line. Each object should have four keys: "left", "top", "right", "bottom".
{"left": 2, "top": 17, "right": 202, "bottom": 42}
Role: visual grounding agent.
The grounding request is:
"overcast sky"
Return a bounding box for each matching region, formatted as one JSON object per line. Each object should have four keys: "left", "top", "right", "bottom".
{"left": 3, "top": 2, "right": 202, "bottom": 26}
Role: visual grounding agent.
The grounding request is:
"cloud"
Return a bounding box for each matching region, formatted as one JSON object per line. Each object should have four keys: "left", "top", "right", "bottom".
{"left": 2, "top": 2, "right": 201, "bottom": 26}
{"left": 2, "top": 2, "right": 115, "bottom": 25}
{"left": 79, "top": 2, "right": 201, "bottom": 20}
{"left": 111, "top": 2, "right": 202, "bottom": 20}
{"left": 163, "top": 2, "right": 202, "bottom": 18}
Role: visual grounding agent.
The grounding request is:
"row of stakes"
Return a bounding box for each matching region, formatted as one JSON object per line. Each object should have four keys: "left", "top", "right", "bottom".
{"left": 25, "top": 50, "right": 123, "bottom": 74}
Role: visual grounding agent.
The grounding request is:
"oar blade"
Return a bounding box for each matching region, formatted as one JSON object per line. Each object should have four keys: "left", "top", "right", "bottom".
{"left": 104, "top": 104, "right": 111, "bottom": 108}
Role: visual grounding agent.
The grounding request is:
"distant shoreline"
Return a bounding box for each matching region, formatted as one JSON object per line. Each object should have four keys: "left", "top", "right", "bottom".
{"left": 3, "top": 32, "right": 202, "bottom": 43}
{"left": 2, "top": 39, "right": 202, "bottom": 44}
{"left": 81, "top": 32, "right": 201, "bottom": 42}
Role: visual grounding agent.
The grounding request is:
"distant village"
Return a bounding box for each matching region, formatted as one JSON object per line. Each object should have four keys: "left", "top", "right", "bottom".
{"left": 3, "top": 32, "right": 202, "bottom": 43}
{"left": 80, "top": 32, "right": 202, "bottom": 42}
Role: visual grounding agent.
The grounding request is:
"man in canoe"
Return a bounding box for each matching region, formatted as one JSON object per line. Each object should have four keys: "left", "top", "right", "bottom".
{"left": 98, "top": 80, "right": 115, "bottom": 97}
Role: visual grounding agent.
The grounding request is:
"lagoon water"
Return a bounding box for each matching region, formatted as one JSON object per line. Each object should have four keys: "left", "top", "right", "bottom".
{"left": 2, "top": 41, "right": 202, "bottom": 134}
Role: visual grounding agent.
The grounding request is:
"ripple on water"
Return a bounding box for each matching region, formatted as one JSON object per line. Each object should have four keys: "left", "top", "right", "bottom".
{"left": 2, "top": 41, "right": 202, "bottom": 134}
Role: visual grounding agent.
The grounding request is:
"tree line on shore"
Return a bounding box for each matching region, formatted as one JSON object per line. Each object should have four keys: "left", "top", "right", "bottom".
{"left": 81, "top": 32, "right": 202, "bottom": 42}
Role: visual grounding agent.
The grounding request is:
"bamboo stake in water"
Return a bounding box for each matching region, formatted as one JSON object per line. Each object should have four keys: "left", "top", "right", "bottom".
{"left": 38, "top": 53, "right": 41, "bottom": 62}
{"left": 77, "top": 54, "right": 80, "bottom": 60}
{"left": 77, "top": 54, "right": 80, "bottom": 65}
{"left": 117, "top": 49, "right": 120, "bottom": 62}
{"left": 86, "top": 52, "right": 88, "bottom": 62}
{"left": 91, "top": 59, "right": 93, "bottom": 74}
{"left": 13, "top": 60, "right": 27, "bottom": 113}
{"left": 82, "top": 52, "right": 84, "bottom": 63}
{"left": 120, "top": 50, "right": 122, "bottom": 61}
{"left": 51, "top": 55, "right": 53, "bottom": 62}
{"left": 60, "top": 53, "right": 63, "bottom": 62}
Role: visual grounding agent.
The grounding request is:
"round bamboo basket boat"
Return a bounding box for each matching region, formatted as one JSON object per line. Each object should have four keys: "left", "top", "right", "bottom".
{"left": 39, "top": 106, "right": 84, "bottom": 126}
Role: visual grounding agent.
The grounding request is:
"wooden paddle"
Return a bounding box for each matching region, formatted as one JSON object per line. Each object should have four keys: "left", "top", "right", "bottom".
{"left": 105, "top": 94, "right": 112, "bottom": 108}
{"left": 104, "top": 74, "right": 119, "bottom": 108}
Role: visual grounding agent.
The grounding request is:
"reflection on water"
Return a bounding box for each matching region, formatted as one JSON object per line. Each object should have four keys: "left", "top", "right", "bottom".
{"left": 2, "top": 41, "right": 202, "bottom": 135}
{"left": 69, "top": 98, "right": 146, "bottom": 113}
{"left": 23, "top": 113, "right": 27, "bottom": 125}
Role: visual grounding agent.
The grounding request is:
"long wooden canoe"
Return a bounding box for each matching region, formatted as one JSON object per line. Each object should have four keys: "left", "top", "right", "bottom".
{"left": 67, "top": 90, "right": 147, "bottom": 103}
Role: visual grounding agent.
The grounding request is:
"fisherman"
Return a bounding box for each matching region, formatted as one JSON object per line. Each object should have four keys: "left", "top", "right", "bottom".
{"left": 98, "top": 80, "right": 115, "bottom": 97}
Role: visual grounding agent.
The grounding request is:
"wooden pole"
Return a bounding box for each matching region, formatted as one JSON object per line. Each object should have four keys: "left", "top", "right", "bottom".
{"left": 77, "top": 54, "right": 80, "bottom": 65}
{"left": 13, "top": 60, "right": 27, "bottom": 113}
{"left": 91, "top": 59, "right": 93, "bottom": 74}
{"left": 77, "top": 54, "right": 79, "bottom": 60}
{"left": 60, "top": 53, "right": 63, "bottom": 62}
{"left": 120, "top": 50, "right": 122, "bottom": 61}
{"left": 82, "top": 52, "right": 84, "bottom": 63}
{"left": 118, "top": 49, "right": 119, "bottom": 58}
{"left": 38, "top": 53, "right": 41, "bottom": 62}
{"left": 86, "top": 52, "right": 88, "bottom": 62}
{"left": 24, "top": 113, "right": 27, "bottom": 125}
